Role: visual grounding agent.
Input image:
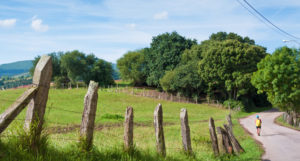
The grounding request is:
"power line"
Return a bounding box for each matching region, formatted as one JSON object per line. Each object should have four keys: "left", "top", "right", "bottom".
{"left": 235, "top": 0, "right": 288, "bottom": 39}
{"left": 236, "top": 0, "right": 300, "bottom": 41}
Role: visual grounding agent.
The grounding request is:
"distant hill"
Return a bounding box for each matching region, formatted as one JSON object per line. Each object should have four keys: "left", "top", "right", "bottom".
{"left": 0, "top": 60, "right": 33, "bottom": 77}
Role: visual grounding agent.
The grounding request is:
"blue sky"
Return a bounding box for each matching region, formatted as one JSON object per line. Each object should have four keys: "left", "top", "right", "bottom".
{"left": 0, "top": 0, "right": 300, "bottom": 64}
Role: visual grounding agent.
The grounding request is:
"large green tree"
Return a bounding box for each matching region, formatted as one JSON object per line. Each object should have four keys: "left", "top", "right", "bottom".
{"left": 145, "top": 31, "right": 196, "bottom": 87}
{"left": 117, "top": 50, "right": 146, "bottom": 86}
{"left": 251, "top": 47, "right": 300, "bottom": 113}
{"left": 199, "top": 38, "right": 267, "bottom": 101}
{"left": 160, "top": 44, "right": 205, "bottom": 98}
{"left": 60, "top": 50, "right": 87, "bottom": 84}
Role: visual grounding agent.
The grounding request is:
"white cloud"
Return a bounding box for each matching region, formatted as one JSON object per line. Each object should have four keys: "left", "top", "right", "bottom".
{"left": 31, "top": 16, "right": 49, "bottom": 32}
{"left": 153, "top": 11, "right": 168, "bottom": 20}
{"left": 126, "top": 23, "right": 136, "bottom": 30}
{"left": 0, "top": 19, "right": 16, "bottom": 28}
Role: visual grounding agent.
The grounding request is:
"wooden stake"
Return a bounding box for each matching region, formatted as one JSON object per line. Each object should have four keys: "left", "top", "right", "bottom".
{"left": 180, "top": 108, "right": 192, "bottom": 154}
{"left": 154, "top": 103, "right": 166, "bottom": 157}
{"left": 124, "top": 106, "right": 134, "bottom": 151}
{"left": 79, "top": 81, "right": 99, "bottom": 151}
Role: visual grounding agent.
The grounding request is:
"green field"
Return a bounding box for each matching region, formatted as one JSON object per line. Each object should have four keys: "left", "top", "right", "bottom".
{"left": 0, "top": 87, "right": 265, "bottom": 161}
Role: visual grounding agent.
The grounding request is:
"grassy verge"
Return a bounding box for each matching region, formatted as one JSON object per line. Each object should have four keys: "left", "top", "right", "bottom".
{"left": 0, "top": 88, "right": 265, "bottom": 161}
{"left": 274, "top": 115, "right": 300, "bottom": 131}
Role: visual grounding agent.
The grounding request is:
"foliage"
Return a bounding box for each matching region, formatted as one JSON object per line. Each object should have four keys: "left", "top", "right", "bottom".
{"left": 160, "top": 62, "right": 204, "bottom": 98}
{"left": 61, "top": 51, "right": 87, "bottom": 83}
{"left": 199, "top": 39, "right": 267, "bottom": 100}
{"left": 117, "top": 50, "right": 147, "bottom": 86}
{"left": 145, "top": 31, "right": 196, "bottom": 87}
{"left": 251, "top": 47, "right": 300, "bottom": 112}
{"left": 209, "top": 32, "right": 255, "bottom": 45}
{"left": 30, "top": 51, "right": 115, "bottom": 87}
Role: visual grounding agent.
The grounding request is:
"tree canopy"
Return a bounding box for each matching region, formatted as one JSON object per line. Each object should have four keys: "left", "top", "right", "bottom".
{"left": 199, "top": 39, "right": 267, "bottom": 101}
{"left": 251, "top": 47, "right": 300, "bottom": 112}
{"left": 117, "top": 50, "right": 146, "bottom": 86}
{"left": 144, "top": 31, "right": 196, "bottom": 87}
{"left": 30, "top": 50, "right": 115, "bottom": 87}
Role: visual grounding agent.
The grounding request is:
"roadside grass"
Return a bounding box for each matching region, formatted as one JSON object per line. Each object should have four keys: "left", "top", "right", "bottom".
{"left": 275, "top": 115, "right": 300, "bottom": 131}
{"left": 0, "top": 87, "right": 265, "bottom": 161}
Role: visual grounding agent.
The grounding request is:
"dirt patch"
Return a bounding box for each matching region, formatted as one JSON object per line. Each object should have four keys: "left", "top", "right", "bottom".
{"left": 47, "top": 121, "right": 178, "bottom": 134}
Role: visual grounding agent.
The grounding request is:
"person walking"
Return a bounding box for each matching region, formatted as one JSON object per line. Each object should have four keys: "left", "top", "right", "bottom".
{"left": 255, "top": 115, "right": 262, "bottom": 136}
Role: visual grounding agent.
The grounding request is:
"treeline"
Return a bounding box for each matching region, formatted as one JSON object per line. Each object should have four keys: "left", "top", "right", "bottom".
{"left": 30, "top": 51, "right": 116, "bottom": 88}
{"left": 117, "top": 31, "right": 271, "bottom": 111}
{"left": 0, "top": 75, "right": 32, "bottom": 89}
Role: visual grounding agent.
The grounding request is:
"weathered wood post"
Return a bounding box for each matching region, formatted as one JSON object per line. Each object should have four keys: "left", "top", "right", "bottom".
{"left": 180, "top": 108, "right": 192, "bottom": 154}
{"left": 154, "top": 103, "right": 166, "bottom": 157}
{"left": 0, "top": 87, "right": 37, "bottom": 134}
{"left": 209, "top": 117, "right": 219, "bottom": 156}
{"left": 216, "top": 127, "right": 233, "bottom": 154}
{"left": 224, "top": 124, "right": 244, "bottom": 154}
{"left": 226, "top": 114, "right": 233, "bottom": 129}
{"left": 124, "top": 106, "right": 134, "bottom": 151}
{"left": 24, "top": 55, "right": 52, "bottom": 145}
{"left": 79, "top": 81, "right": 99, "bottom": 151}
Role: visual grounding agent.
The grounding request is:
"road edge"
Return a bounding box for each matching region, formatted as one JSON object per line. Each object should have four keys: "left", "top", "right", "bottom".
{"left": 273, "top": 114, "right": 300, "bottom": 132}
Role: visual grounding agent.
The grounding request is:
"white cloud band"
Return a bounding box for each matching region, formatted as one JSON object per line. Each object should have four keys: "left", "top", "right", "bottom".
{"left": 0, "top": 19, "right": 16, "bottom": 28}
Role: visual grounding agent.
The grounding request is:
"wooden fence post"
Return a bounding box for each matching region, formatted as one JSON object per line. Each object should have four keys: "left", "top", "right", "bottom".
{"left": 154, "top": 103, "right": 166, "bottom": 157}
{"left": 209, "top": 117, "right": 219, "bottom": 156}
{"left": 224, "top": 124, "right": 244, "bottom": 154}
{"left": 24, "top": 55, "right": 52, "bottom": 144}
{"left": 0, "top": 87, "right": 37, "bottom": 134}
{"left": 124, "top": 106, "right": 134, "bottom": 151}
{"left": 180, "top": 108, "right": 192, "bottom": 154}
{"left": 79, "top": 81, "right": 99, "bottom": 151}
{"left": 226, "top": 114, "right": 233, "bottom": 129}
{"left": 216, "top": 127, "right": 233, "bottom": 154}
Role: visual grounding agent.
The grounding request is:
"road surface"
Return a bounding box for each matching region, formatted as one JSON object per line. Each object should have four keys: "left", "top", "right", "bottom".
{"left": 240, "top": 109, "right": 300, "bottom": 161}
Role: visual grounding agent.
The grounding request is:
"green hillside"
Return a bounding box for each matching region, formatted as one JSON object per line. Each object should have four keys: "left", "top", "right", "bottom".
{"left": 0, "top": 60, "right": 33, "bottom": 77}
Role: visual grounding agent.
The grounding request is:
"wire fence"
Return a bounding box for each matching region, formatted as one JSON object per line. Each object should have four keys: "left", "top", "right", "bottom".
{"left": 0, "top": 88, "right": 213, "bottom": 153}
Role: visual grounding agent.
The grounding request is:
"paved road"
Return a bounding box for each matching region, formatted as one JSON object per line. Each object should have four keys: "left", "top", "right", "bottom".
{"left": 240, "top": 109, "right": 300, "bottom": 161}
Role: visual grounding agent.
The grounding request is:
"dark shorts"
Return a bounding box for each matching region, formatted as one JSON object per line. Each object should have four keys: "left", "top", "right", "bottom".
{"left": 256, "top": 126, "right": 261, "bottom": 129}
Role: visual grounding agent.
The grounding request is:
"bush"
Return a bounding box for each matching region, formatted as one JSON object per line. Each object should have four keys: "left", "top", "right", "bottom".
{"left": 223, "top": 99, "right": 245, "bottom": 111}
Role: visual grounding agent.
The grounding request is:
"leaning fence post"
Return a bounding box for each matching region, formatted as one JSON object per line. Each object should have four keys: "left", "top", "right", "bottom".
{"left": 216, "top": 127, "right": 233, "bottom": 154}
{"left": 180, "top": 108, "right": 192, "bottom": 154}
{"left": 24, "top": 55, "right": 52, "bottom": 145}
{"left": 224, "top": 124, "right": 244, "bottom": 154}
{"left": 0, "top": 87, "right": 37, "bottom": 134}
{"left": 154, "top": 103, "right": 166, "bottom": 157}
{"left": 124, "top": 106, "right": 134, "bottom": 151}
{"left": 226, "top": 114, "right": 233, "bottom": 129}
{"left": 79, "top": 81, "right": 99, "bottom": 151}
{"left": 209, "top": 117, "right": 219, "bottom": 156}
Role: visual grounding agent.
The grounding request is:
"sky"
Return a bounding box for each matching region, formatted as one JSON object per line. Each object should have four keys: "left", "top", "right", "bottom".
{"left": 0, "top": 0, "right": 300, "bottom": 64}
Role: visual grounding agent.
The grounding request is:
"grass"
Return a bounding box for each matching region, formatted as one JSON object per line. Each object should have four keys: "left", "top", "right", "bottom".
{"left": 275, "top": 115, "right": 300, "bottom": 131}
{"left": 0, "top": 87, "right": 265, "bottom": 161}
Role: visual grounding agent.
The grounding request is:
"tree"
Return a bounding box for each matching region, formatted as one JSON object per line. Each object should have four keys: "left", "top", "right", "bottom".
{"left": 30, "top": 52, "right": 63, "bottom": 80}
{"left": 117, "top": 50, "right": 146, "bottom": 86}
{"left": 251, "top": 47, "right": 300, "bottom": 113}
{"left": 160, "top": 44, "right": 205, "bottom": 98}
{"left": 60, "top": 50, "right": 87, "bottom": 84}
{"left": 199, "top": 39, "right": 267, "bottom": 101}
{"left": 89, "top": 59, "right": 115, "bottom": 86}
{"left": 145, "top": 31, "right": 196, "bottom": 87}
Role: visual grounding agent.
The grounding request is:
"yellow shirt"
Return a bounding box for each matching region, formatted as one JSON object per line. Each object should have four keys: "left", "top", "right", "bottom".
{"left": 256, "top": 119, "right": 261, "bottom": 126}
